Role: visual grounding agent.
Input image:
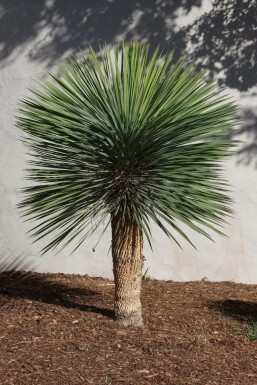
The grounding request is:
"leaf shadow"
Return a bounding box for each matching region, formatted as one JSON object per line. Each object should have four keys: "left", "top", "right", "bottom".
{"left": 0, "top": 271, "right": 115, "bottom": 319}
{"left": 208, "top": 299, "right": 257, "bottom": 323}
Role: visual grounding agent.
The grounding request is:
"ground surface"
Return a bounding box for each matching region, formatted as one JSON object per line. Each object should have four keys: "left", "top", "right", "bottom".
{"left": 0, "top": 272, "right": 256, "bottom": 385}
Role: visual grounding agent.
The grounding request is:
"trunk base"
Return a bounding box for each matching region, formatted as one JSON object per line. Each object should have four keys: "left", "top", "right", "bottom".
{"left": 115, "top": 306, "right": 143, "bottom": 326}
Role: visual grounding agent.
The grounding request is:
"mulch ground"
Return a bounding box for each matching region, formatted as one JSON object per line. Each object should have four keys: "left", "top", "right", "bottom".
{"left": 0, "top": 272, "right": 256, "bottom": 385}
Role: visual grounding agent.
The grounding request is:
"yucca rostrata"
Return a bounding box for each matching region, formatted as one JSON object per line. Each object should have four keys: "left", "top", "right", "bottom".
{"left": 17, "top": 42, "right": 237, "bottom": 326}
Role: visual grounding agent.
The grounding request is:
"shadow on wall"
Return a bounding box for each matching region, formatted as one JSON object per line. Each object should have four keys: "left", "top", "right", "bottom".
{"left": 0, "top": 0, "right": 193, "bottom": 66}
{"left": 0, "top": 252, "right": 38, "bottom": 272}
{"left": 235, "top": 108, "right": 257, "bottom": 168}
{"left": 185, "top": 0, "right": 257, "bottom": 92}
{"left": 0, "top": 0, "right": 256, "bottom": 165}
{"left": 1, "top": 0, "right": 256, "bottom": 92}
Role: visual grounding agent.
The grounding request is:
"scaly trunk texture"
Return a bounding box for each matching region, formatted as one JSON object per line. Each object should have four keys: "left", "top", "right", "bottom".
{"left": 111, "top": 217, "right": 144, "bottom": 326}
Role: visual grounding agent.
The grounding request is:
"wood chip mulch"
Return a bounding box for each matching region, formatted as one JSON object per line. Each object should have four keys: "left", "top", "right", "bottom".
{"left": 0, "top": 271, "right": 256, "bottom": 385}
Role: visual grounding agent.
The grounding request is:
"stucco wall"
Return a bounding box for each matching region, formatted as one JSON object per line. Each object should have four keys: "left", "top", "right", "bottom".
{"left": 0, "top": 0, "right": 257, "bottom": 282}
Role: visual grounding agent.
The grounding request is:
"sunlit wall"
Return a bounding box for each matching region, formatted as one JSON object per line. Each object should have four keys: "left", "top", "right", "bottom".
{"left": 0, "top": 0, "right": 256, "bottom": 282}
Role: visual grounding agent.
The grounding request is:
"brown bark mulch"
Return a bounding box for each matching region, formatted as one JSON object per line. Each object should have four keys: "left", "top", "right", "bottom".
{"left": 0, "top": 272, "right": 256, "bottom": 385}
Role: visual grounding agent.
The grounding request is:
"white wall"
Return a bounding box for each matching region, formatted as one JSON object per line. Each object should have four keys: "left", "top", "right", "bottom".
{"left": 0, "top": 0, "right": 257, "bottom": 282}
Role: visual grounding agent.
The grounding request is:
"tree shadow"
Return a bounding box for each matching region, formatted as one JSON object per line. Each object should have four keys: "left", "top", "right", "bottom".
{"left": 1, "top": 0, "right": 256, "bottom": 166}
{"left": 208, "top": 299, "right": 257, "bottom": 323}
{"left": 1, "top": 0, "right": 255, "bottom": 90}
{"left": 185, "top": 0, "right": 257, "bottom": 91}
{"left": 0, "top": 271, "right": 114, "bottom": 319}
{"left": 0, "top": 0, "right": 192, "bottom": 67}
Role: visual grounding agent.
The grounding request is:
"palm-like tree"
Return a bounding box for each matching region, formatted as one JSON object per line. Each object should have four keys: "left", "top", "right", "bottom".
{"left": 17, "top": 42, "right": 237, "bottom": 326}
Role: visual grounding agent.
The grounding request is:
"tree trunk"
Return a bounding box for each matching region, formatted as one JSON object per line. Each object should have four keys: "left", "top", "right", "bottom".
{"left": 111, "top": 216, "right": 144, "bottom": 326}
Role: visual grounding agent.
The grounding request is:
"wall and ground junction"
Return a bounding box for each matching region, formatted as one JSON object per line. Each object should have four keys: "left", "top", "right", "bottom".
{"left": 0, "top": 0, "right": 257, "bottom": 282}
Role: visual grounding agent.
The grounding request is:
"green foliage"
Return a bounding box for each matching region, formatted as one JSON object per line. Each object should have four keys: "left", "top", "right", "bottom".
{"left": 241, "top": 321, "right": 257, "bottom": 341}
{"left": 142, "top": 267, "right": 151, "bottom": 282}
{"left": 17, "top": 42, "right": 238, "bottom": 253}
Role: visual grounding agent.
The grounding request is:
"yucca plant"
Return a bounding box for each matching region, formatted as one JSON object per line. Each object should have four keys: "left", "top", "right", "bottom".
{"left": 17, "top": 42, "right": 237, "bottom": 326}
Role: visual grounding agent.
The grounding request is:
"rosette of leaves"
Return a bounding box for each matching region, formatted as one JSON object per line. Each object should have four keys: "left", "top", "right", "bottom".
{"left": 17, "top": 42, "right": 237, "bottom": 326}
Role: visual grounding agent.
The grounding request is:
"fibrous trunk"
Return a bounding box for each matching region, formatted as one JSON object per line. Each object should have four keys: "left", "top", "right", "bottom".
{"left": 111, "top": 216, "right": 144, "bottom": 326}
